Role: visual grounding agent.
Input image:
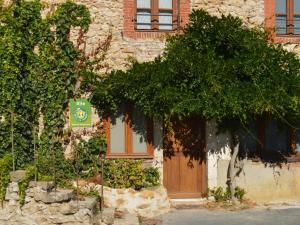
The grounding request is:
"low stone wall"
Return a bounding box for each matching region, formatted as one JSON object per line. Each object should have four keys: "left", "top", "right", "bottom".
{"left": 0, "top": 181, "right": 100, "bottom": 225}
{"left": 78, "top": 182, "right": 170, "bottom": 218}
{"left": 0, "top": 174, "right": 169, "bottom": 225}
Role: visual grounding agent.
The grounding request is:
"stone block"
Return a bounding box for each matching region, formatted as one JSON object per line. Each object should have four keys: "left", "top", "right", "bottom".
{"left": 7, "top": 182, "right": 19, "bottom": 193}
{"left": 34, "top": 188, "right": 74, "bottom": 203}
{"left": 24, "top": 196, "right": 33, "bottom": 204}
{"left": 5, "top": 191, "right": 19, "bottom": 201}
{"left": 25, "top": 188, "right": 35, "bottom": 197}
{"left": 74, "top": 208, "right": 92, "bottom": 222}
{"left": 47, "top": 214, "right": 78, "bottom": 224}
{"left": 139, "top": 190, "right": 154, "bottom": 199}
{"left": 60, "top": 203, "right": 78, "bottom": 215}
{"left": 10, "top": 170, "right": 27, "bottom": 182}
{"left": 114, "top": 213, "right": 139, "bottom": 225}
{"left": 101, "top": 207, "right": 115, "bottom": 225}
{"left": 76, "top": 196, "right": 98, "bottom": 210}
{"left": 28, "top": 181, "right": 54, "bottom": 192}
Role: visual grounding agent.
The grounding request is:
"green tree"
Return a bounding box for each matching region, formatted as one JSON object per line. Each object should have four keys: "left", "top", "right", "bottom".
{"left": 91, "top": 10, "right": 300, "bottom": 201}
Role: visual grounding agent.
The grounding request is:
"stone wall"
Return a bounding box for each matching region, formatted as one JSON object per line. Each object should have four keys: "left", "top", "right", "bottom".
{"left": 1, "top": 180, "right": 162, "bottom": 225}
{"left": 38, "top": 0, "right": 268, "bottom": 74}
{"left": 191, "top": 0, "right": 264, "bottom": 27}
{"left": 78, "top": 182, "right": 170, "bottom": 218}
{"left": 1, "top": 181, "right": 100, "bottom": 225}
{"left": 46, "top": 0, "right": 165, "bottom": 72}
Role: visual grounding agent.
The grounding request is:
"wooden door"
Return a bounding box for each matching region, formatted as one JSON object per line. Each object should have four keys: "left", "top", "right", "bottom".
{"left": 163, "top": 117, "right": 207, "bottom": 198}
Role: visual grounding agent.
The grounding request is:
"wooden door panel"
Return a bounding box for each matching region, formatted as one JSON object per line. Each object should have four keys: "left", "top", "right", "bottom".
{"left": 163, "top": 154, "right": 180, "bottom": 194}
{"left": 163, "top": 117, "right": 206, "bottom": 198}
{"left": 179, "top": 157, "right": 199, "bottom": 193}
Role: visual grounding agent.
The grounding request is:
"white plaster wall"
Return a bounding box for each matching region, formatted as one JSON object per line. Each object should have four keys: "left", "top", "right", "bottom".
{"left": 153, "top": 120, "right": 164, "bottom": 183}
{"left": 218, "top": 160, "right": 300, "bottom": 202}
{"left": 206, "top": 120, "right": 300, "bottom": 202}
{"left": 206, "top": 120, "right": 231, "bottom": 189}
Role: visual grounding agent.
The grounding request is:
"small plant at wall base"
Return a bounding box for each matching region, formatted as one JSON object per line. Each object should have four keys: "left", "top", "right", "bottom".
{"left": 210, "top": 186, "right": 246, "bottom": 202}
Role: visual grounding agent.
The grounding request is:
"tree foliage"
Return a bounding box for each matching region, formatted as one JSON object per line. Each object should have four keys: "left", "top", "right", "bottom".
{"left": 92, "top": 10, "right": 300, "bottom": 127}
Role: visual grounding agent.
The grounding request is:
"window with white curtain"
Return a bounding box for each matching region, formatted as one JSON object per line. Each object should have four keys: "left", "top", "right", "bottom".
{"left": 105, "top": 105, "right": 153, "bottom": 157}
{"left": 136, "top": 0, "right": 176, "bottom": 31}
{"left": 276, "top": 0, "right": 300, "bottom": 35}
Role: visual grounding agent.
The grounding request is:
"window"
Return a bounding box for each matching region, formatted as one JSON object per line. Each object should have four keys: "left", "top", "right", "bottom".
{"left": 295, "top": 130, "right": 300, "bottom": 152}
{"left": 135, "top": 0, "right": 178, "bottom": 31}
{"left": 238, "top": 118, "right": 299, "bottom": 160}
{"left": 238, "top": 123, "right": 258, "bottom": 156}
{"left": 123, "top": 0, "right": 190, "bottom": 38}
{"left": 103, "top": 105, "right": 154, "bottom": 158}
{"left": 264, "top": 119, "right": 289, "bottom": 153}
{"left": 276, "top": 0, "right": 300, "bottom": 35}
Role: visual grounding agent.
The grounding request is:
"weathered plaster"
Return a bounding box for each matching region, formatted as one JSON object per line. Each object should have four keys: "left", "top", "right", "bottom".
{"left": 153, "top": 120, "right": 164, "bottom": 183}
{"left": 206, "top": 120, "right": 231, "bottom": 189}
{"left": 218, "top": 160, "right": 300, "bottom": 202}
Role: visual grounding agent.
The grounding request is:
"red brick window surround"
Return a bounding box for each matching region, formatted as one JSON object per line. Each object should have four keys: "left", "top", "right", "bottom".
{"left": 265, "top": 0, "right": 300, "bottom": 43}
{"left": 124, "top": 0, "right": 190, "bottom": 39}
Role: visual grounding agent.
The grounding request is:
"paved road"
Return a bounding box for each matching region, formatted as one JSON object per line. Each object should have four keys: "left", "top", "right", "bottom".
{"left": 161, "top": 208, "right": 300, "bottom": 225}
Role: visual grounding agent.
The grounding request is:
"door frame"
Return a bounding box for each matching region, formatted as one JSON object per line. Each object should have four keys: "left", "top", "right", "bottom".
{"left": 162, "top": 117, "right": 208, "bottom": 199}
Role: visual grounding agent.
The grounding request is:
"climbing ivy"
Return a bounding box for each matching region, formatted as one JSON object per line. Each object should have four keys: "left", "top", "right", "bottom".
{"left": 0, "top": 0, "right": 94, "bottom": 169}
{"left": 18, "top": 165, "right": 35, "bottom": 205}
{"left": 0, "top": 154, "right": 12, "bottom": 204}
{"left": 0, "top": 0, "right": 114, "bottom": 203}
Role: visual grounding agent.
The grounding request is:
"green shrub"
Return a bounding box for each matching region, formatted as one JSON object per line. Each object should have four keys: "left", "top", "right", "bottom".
{"left": 71, "top": 135, "right": 107, "bottom": 179}
{"left": 103, "top": 159, "right": 160, "bottom": 190}
{"left": 144, "top": 167, "right": 160, "bottom": 188}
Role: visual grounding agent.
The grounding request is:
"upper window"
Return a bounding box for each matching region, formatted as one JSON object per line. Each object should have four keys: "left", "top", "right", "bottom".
{"left": 135, "top": 0, "right": 178, "bottom": 31}
{"left": 103, "top": 105, "right": 154, "bottom": 158}
{"left": 123, "top": 0, "right": 190, "bottom": 39}
{"left": 276, "top": 0, "right": 300, "bottom": 35}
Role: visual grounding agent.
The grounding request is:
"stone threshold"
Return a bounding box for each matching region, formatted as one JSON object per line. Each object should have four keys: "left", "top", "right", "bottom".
{"left": 170, "top": 197, "right": 214, "bottom": 208}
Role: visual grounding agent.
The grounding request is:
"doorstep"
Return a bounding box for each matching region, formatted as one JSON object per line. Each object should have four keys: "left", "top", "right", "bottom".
{"left": 170, "top": 197, "right": 214, "bottom": 208}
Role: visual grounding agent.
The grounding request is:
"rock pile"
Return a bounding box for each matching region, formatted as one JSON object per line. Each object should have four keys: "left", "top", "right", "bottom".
{"left": 1, "top": 180, "right": 100, "bottom": 225}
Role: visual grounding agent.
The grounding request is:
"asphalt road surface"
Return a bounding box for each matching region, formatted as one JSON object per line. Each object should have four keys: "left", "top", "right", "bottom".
{"left": 161, "top": 208, "right": 300, "bottom": 225}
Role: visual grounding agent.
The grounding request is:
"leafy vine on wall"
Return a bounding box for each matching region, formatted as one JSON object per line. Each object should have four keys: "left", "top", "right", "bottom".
{"left": 0, "top": 0, "right": 111, "bottom": 176}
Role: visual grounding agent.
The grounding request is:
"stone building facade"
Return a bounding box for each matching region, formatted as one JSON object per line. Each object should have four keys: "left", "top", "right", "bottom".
{"left": 49, "top": 0, "right": 300, "bottom": 202}
{"left": 40, "top": 0, "right": 272, "bottom": 71}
